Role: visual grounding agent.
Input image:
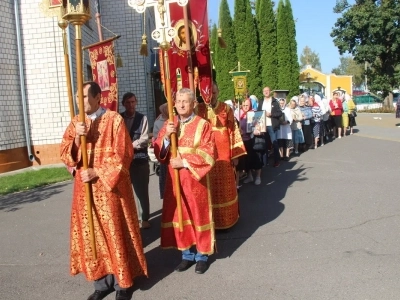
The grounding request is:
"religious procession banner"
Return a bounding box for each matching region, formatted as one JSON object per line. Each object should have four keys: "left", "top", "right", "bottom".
{"left": 159, "top": 0, "right": 213, "bottom": 104}
{"left": 87, "top": 39, "right": 118, "bottom": 111}
{"left": 232, "top": 73, "right": 248, "bottom": 103}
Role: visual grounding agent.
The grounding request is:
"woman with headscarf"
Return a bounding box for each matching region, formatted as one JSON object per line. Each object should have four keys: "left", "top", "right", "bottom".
{"left": 341, "top": 95, "right": 349, "bottom": 137}
{"left": 289, "top": 99, "right": 304, "bottom": 155}
{"left": 298, "top": 95, "right": 313, "bottom": 151}
{"left": 238, "top": 98, "right": 263, "bottom": 185}
{"left": 309, "top": 96, "right": 323, "bottom": 149}
{"left": 276, "top": 98, "right": 293, "bottom": 160}
{"left": 329, "top": 91, "right": 343, "bottom": 138}
{"left": 346, "top": 94, "right": 357, "bottom": 135}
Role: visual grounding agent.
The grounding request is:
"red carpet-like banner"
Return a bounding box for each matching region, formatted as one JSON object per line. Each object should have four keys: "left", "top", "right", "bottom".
{"left": 87, "top": 40, "right": 118, "bottom": 111}
{"left": 160, "top": 0, "right": 212, "bottom": 104}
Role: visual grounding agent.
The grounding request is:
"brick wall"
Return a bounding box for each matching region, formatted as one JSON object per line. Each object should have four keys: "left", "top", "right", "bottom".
{"left": 0, "top": 1, "right": 156, "bottom": 173}
{"left": 0, "top": 0, "right": 26, "bottom": 151}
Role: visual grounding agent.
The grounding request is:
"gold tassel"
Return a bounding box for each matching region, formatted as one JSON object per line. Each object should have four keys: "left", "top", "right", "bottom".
{"left": 116, "top": 53, "right": 123, "bottom": 68}
{"left": 217, "top": 28, "right": 227, "bottom": 48}
{"left": 140, "top": 34, "right": 148, "bottom": 56}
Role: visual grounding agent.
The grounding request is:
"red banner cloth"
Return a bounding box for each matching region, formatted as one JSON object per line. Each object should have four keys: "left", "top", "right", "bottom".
{"left": 160, "top": 0, "right": 212, "bottom": 104}
{"left": 88, "top": 40, "right": 118, "bottom": 111}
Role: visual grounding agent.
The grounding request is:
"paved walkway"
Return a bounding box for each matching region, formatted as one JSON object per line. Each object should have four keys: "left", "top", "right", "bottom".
{"left": 0, "top": 113, "right": 399, "bottom": 299}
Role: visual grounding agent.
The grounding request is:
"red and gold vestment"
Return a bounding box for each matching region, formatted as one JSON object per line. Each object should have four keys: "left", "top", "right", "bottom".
{"left": 60, "top": 110, "right": 147, "bottom": 288}
{"left": 197, "top": 102, "right": 246, "bottom": 229}
{"left": 154, "top": 115, "right": 216, "bottom": 254}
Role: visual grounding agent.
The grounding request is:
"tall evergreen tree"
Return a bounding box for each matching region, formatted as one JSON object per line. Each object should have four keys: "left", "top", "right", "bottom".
{"left": 257, "top": 0, "right": 277, "bottom": 90}
{"left": 209, "top": 23, "right": 218, "bottom": 82}
{"left": 214, "top": 0, "right": 237, "bottom": 101}
{"left": 210, "top": 23, "right": 217, "bottom": 55}
{"left": 234, "top": 0, "right": 261, "bottom": 96}
{"left": 284, "top": 0, "right": 300, "bottom": 98}
{"left": 276, "top": 0, "right": 291, "bottom": 92}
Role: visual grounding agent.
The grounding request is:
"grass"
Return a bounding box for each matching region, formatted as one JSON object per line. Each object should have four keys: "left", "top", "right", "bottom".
{"left": 0, "top": 167, "right": 73, "bottom": 196}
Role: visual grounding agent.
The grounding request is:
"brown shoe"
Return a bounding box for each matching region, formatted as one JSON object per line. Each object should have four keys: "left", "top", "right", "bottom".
{"left": 140, "top": 220, "right": 151, "bottom": 229}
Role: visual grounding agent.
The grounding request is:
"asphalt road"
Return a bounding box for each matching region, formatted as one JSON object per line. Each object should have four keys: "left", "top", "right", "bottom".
{"left": 0, "top": 113, "right": 399, "bottom": 300}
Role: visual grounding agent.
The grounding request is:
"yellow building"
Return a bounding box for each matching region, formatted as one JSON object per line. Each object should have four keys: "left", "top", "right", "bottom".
{"left": 299, "top": 65, "right": 353, "bottom": 98}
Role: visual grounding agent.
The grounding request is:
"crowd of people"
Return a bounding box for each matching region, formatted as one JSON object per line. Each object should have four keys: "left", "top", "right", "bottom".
{"left": 227, "top": 88, "right": 358, "bottom": 189}
{"left": 60, "top": 81, "right": 357, "bottom": 300}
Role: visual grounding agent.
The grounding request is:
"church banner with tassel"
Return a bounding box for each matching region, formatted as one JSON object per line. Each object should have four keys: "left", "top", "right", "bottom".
{"left": 160, "top": 0, "right": 212, "bottom": 104}
{"left": 87, "top": 39, "right": 118, "bottom": 111}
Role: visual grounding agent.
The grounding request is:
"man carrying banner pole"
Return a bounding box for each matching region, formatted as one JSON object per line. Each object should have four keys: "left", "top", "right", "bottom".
{"left": 197, "top": 82, "right": 247, "bottom": 230}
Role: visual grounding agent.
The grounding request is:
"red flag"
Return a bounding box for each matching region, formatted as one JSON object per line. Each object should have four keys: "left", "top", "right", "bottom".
{"left": 87, "top": 40, "right": 118, "bottom": 111}
{"left": 160, "top": 0, "right": 212, "bottom": 104}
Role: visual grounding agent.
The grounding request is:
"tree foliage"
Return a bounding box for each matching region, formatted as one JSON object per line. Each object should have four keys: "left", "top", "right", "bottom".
{"left": 276, "top": 0, "right": 299, "bottom": 97}
{"left": 331, "top": 55, "right": 364, "bottom": 88}
{"left": 214, "top": 0, "right": 238, "bottom": 101}
{"left": 300, "top": 46, "right": 322, "bottom": 71}
{"left": 284, "top": 0, "right": 299, "bottom": 98}
{"left": 234, "top": 0, "right": 261, "bottom": 95}
{"left": 257, "top": 0, "right": 277, "bottom": 90}
{"left": 210, "top": 23, "right": 217, "bottom": 55}
{"left": 331, "top": 0, "right": 400, "bottom": 99}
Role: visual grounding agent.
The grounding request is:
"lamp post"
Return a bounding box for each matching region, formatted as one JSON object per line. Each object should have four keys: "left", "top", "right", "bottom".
{"left": 61, "top": 0, "right": 97, "bottom": 259}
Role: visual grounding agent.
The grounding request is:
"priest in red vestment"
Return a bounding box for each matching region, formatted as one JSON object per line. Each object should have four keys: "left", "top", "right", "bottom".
{"left": 60, "top": 82, "right": 147, "bottom": 300}
{"left": 154, "top": 88, "right": 216, "bottom": 275}
{"left": 196, "top": 82, "right": 247, "bottom": 229}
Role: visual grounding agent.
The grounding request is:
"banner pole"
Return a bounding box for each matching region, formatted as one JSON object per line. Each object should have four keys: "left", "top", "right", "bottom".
{"left": 75, "top": 25, "right": 97, "bottom": 259}
{"left": 161, "top": 37, "right": 184, "bottom": 232}
{"left": 182, "top": 3, "right": 194, "bottom": 93}
{"left": 58, "top": 19, "right": 75, "bottom": 120}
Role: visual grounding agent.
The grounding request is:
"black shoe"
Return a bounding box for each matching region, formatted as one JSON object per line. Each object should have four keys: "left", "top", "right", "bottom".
{"left": 87, "top": 289, "right": 113, "bottom": 300}
{"left": 115, "top": 290, "right": 131, "bottom": 300}
{"left": 175, "top": 259, "right": 195, "bottom": 272}
{"left": 195, "top": 261, "right": 208, "bottom": 274}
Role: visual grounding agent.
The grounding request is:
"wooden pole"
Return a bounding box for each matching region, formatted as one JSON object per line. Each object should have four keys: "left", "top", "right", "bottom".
{"left": 182, "top": 3, "right": 194, "bottom": 93}
{"left": 95, "top": 0, "right": 103, "bottom": 41}
{"left": 162, "top": 47, "right": 184, "bottom": 232}
{"left": 75, "top": 25, "right": 97, "bottom": 259}
{"left": 58, "top": 20, "right": 74, "bottom": 120}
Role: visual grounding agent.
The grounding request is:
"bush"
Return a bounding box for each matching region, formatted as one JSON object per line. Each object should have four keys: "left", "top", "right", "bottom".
{"left": 358, "top": 107, "right": 395, "bottom": 113}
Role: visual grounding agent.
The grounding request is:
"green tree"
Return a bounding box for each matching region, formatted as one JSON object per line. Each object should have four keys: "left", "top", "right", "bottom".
{"left": 331, "top": 0, "right": 400, "bottom": 106}
{"left": 331, "top": 55, "right": 364, "bottom": 88}
{"left": 234, "top": 0, "right": 261, "bottom": 96}
{"left": 257, "top": 0, "right": 277, "bottom": 90}
{"left": 284, "top": 0, "right": 299, "bottom": 98}
{"left": 276, "top": 0, "right": 291, "bottom": 91}
{"left": 210, "top": 23, "right": 217, "bottom": 55}
{"left": 300, "top": 46, "right": 321, "bottom": 71}
{"left": 214, "top": 0, "right": 238, "bottom": 101}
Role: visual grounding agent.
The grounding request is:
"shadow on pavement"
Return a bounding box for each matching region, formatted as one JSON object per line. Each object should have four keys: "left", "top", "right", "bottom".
{"left": 0, "top": 182, "right": 71, "bottom": 212}
{"left": 211, "top": 160, "right": 308, "bottom": 263}
{"left": 134, "top": 159, "right": 308, "bottom": 291}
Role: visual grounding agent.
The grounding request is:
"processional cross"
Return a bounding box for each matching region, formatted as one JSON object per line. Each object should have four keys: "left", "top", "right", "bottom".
{"left": 128, "top": 0, "right": 188, "bottom": 44}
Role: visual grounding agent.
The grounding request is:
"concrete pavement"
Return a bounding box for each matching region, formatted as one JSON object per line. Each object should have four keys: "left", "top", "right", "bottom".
{"left": 0, "top": 113, "right": 399, "bottom": 300}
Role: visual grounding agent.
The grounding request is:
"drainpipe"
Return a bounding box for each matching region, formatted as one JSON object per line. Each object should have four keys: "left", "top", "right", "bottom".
{"left": 14, "top": 0, "right": 34, "bottom": 162}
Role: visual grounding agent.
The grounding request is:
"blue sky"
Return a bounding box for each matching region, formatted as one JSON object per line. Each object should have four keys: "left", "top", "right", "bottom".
{"left": 207, "top": 0, "right": 353, "bottom": 74}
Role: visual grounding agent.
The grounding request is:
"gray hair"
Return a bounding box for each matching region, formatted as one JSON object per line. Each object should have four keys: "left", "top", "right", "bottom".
{"left": 176, "top": 88, "right": 195, "bottom": 102}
